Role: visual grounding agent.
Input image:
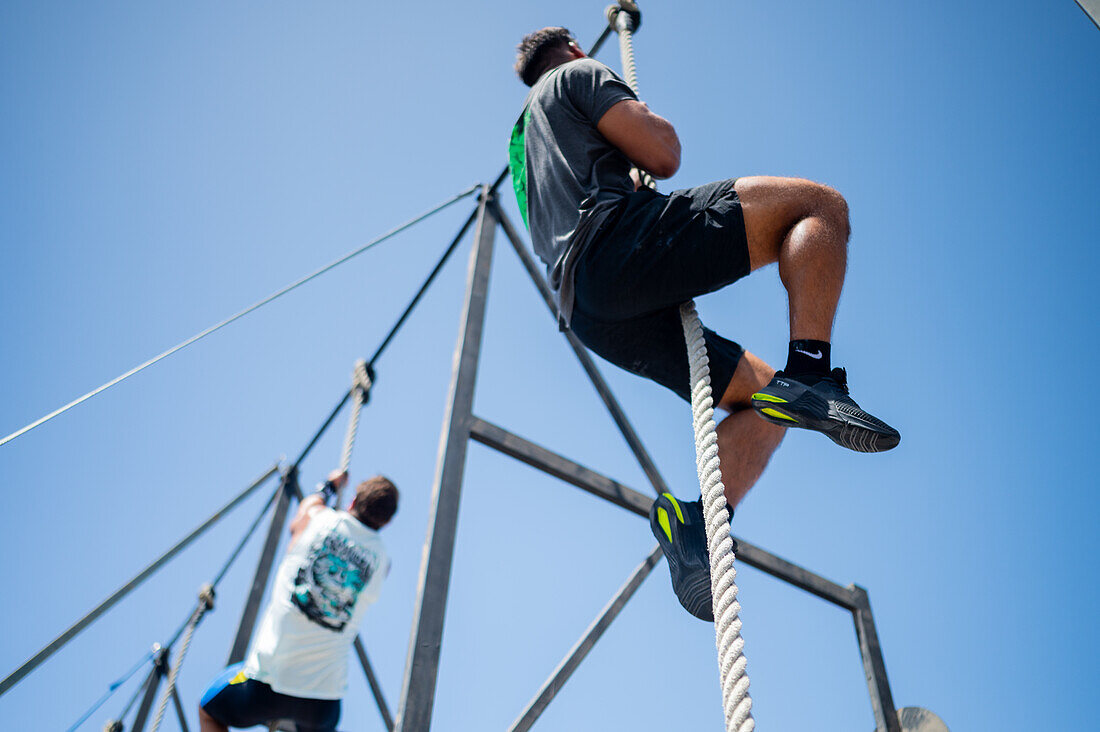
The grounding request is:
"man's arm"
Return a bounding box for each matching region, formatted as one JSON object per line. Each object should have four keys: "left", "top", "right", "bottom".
{"left": 597, "top": 100, "right": 681, "bottom": 179}
{"left": 288, "top": 494, "right": 325, "bottom": 547}
{"left": 288, "top": 469, "right": 348, "bottom": 548}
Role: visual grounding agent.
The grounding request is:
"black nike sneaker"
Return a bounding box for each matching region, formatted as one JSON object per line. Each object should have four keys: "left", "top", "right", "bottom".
{"left": 649, "top": 493, "right": 713, "bottom": 621}
{"left": 751, "top": 367, "right": 900, "bottom": 453}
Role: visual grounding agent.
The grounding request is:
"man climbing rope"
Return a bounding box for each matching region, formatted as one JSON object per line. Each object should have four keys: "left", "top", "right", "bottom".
{"left": 198, "top": 470, "right": 398, "bottom": 732}
{"left": 509, "top": 27, "right": 899, "bottom": 621}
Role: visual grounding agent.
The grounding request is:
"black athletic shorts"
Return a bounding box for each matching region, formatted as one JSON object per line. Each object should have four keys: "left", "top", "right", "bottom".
{"left": 200, "top": 663, "right": 340, "bottom": 732}
{"left": 570, "top": 178, "right": 751, "bottom": 403}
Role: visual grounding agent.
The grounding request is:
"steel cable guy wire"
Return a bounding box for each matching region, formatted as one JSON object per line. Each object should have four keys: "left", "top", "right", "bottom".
{"left": 0, "top": 184, "right": 479, "bottom": 449}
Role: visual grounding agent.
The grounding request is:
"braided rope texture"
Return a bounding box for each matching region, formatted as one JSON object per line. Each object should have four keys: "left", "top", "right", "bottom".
{"left": 680, "top": 302, "right": 754, "bottom": 731}
{"left": 150, "top": 586, "right": 214, "bottom": 732}
{"left": 614, "top": 17, "right": 748, "bottom": 726}
{"left": 615, "top": 26, "right": 657, "bottom": 190}
{"left": 618, "top": 24, "right": 639, "bottom": 91}
{"left": 338, "top": 360, "right": 372, "bottom": 502}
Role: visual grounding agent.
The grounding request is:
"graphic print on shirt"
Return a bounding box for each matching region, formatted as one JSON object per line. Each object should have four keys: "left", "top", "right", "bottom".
{"left": 291, "top": 532, "right": 375, "bottom": 631}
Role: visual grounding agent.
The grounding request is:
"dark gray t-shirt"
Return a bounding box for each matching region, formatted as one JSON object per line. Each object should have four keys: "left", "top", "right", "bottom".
{"left": 509, "top": 58, "right": 636, "bottom": 327}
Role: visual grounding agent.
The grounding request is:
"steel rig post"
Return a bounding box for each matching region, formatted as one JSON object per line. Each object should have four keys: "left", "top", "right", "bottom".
{"left": 395, "top": 187, "right": 496, "bottom": 732}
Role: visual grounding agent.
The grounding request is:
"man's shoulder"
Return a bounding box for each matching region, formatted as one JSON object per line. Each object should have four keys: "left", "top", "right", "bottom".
{"left": 559, "top": 57, "right": 615, "bottom": 81}
{"left": 333, "top": 511, "right": 385, "bottom": 543}
{"left": 534, "top": 58, "right": 610, "bottom": 91}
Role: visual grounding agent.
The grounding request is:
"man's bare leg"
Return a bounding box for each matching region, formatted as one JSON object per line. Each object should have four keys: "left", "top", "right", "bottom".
{"left": 686, "top": 178, "right": 846, "bottom": 505}
{"left": 715, "top": 351, "right": 786, "bottom": 508}
{"left": 735, "top": 176, "right": 849, "bottom": 341}
{"left": 732, "top": 176, "right": 900, "bottom": 452}
{"left": 647, "top": 350, "right": 782, "bottom": 620}
{"left": 199, "top": 707, "right": 229, "bottom": 732}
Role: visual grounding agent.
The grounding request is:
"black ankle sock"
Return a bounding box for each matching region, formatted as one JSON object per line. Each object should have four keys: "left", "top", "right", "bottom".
{"left": 785, "top": 339, "right": 831, "bottom": 377}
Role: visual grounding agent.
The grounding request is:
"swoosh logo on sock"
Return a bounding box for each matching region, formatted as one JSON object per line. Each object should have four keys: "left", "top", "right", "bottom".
{"left": 795, "top": 349, "right": 823, "bottom": 359}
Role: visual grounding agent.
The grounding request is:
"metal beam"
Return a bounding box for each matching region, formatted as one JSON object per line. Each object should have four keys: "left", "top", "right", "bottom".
{"left": 469, "top": 416, "right": 653, "bottom": 517}
{"left": 472, "top": 417, "right": 891, "bottom": 727}
{"left": 732, "top": 541, "right": 857, "bottom": 610}
{"left": 0, "top": 463, "right": 279, "bottom": 698}
{"left": 466, "top": 335, "right": 899, "bottom": 731}
{"left": 354, "top": 637, "right": 395, "bottom": 731}
{"left": 396, "top": 187, "right": 496, "bottom": 732}
{"left": 586, "top": 23, "right": 615, "bottom": 57}
{"left": 228, "top": 467, "right": 298, "bottom": 664}
{"left": 1076, "top": 0, "right": 1100, "bottom": 30}
{"left": 508, "top": 546, "right": 662, "bottom": 732}
{"left": 131, "top": 649, "right": 167, "bottom": 732}
{"left": 851, "top": 586, "right": 901, "bottom": 732}
{"left": 469, "top": 414, "right": 860, "bottom": 612}
{"left": 369, "top": 206, "right": 481, "bottom": 368}
{"left": 170, "top": 684, "right": 192, "bottom": 732}
{"left": 490, "top": 200, "right": 670, "bottom": 496}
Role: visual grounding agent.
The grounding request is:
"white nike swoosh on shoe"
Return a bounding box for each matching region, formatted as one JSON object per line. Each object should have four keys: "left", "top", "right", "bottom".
{"left": 795, "top": 349, "right": 823, "bottom": 359}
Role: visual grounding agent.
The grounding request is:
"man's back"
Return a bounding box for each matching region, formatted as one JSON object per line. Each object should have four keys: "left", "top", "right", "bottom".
{"left": 512, "top": 57, "right": 636, "bottom": 323}
{"left": 244, "top": 507, "right": 389, "bottom": 700}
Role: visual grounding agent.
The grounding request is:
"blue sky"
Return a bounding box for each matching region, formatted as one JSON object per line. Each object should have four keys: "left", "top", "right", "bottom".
{"left": 1, "top": 2, "right": 1097, "bottom": 730}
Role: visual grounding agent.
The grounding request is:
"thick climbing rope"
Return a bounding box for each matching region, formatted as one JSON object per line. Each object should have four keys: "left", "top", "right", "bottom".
{"left": 681, "top": 303, "right": 754, "bottom": 730}
{"left": 612, "top": 5, "right": 640, "bottom": 91}
{"left": 337, "top": 359, "right": 373, "bottom": 504}
{"left": 607, "top": 4, "right": 753, "bottom": 728}
{"left": 149, "top": 584, "right": 215, "bottom": 732}
{"left": 608, "top": 3, "right": 656, "bottom": 190}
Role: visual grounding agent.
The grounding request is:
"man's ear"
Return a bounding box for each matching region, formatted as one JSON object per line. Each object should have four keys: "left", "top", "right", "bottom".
{"left": 568, "top": 42, "right": 587, "bottom": 59}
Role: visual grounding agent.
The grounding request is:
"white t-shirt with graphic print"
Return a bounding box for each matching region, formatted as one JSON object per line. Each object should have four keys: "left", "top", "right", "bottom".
{"left": 244, "top": 507, "right": 389, "bottom": 699}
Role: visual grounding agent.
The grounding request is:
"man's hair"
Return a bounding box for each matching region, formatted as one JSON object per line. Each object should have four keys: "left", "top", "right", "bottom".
{"left": 515, "top": 27, "right": 575, "bottom": 86}
{"left": 349, "top": 476, "right": 398, "bottom": 530}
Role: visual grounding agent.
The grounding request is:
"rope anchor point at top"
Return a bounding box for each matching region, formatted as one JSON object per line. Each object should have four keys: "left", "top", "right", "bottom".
{"left": 606, "top": 1, "right": 642, "bottom": 33}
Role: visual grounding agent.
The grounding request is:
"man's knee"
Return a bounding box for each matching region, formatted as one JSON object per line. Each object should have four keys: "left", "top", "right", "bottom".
{"left": 736, "top": 176, "right": 849, "bottom": 268}
{"left": 814, "top": 183, "right": 850, "bottom": 241}
{"left": 790, "top": 178, "right": 849, "bottom": 240}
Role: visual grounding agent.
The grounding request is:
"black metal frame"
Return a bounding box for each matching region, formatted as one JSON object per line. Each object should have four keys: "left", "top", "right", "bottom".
{"left": 206, "top": 20, "right": 905, "bottom": 728}
{"left": 380, "top": 191, "right": 902, "bottom": 731}
{"left": 129, "top": 647, "right": 191, "bottom": 732}
{"left": 31, "top": 168, "right": 901, "bottom": 732}
{"left": 205, "top": 17, "right": 905, "bottom": 732}
{"left": 0, "top": 6, "right": 930, "bottom": 730}
{"left": 0, "top": 464, "right": 281, "bottom": 702}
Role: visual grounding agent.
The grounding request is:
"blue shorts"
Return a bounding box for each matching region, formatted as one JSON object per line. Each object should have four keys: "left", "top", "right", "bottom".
{"left": 570, "top": 179, "right": 750, "bottom": 403}
{"left": 200, "top": 663, "right": 340, "bottom": 732}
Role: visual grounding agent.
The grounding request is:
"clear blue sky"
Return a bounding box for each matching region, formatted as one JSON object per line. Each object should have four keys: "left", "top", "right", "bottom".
{"left": 1, "top": 2, "right": 1097, "bottom": 730}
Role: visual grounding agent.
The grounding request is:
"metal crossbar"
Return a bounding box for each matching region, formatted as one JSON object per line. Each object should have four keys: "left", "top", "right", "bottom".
{"left": 393, "top": 194, "right": 902, "bottom": 732}
{"left": 14, "top": 12, "right": 905, "bottom": 732}
{"left": 0, "top": 464, "right": 280, "bottom": 699}
{"left": 508, "top": 546, "right": 664, "bottom": 732}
